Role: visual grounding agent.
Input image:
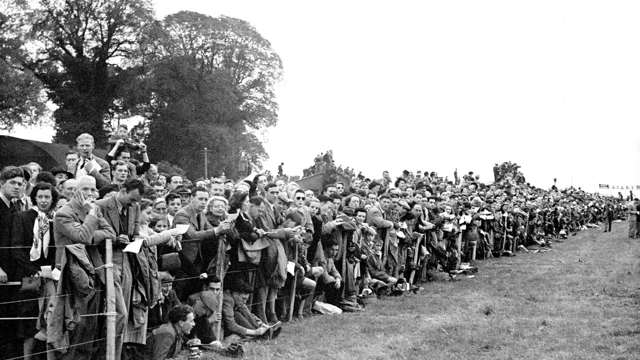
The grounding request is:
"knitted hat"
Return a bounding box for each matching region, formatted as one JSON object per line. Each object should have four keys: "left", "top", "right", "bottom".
{"left": 224, "top": 274, "right": 253, "bottom": 294}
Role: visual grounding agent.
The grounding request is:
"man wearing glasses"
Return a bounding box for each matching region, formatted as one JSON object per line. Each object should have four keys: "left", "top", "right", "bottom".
{"left": 288, "top": 189, "right": 314, "bottom": 235}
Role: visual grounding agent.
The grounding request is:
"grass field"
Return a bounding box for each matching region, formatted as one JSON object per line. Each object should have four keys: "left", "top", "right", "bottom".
{"left": 242, "top": 222, "right": 640, "bottom": 360}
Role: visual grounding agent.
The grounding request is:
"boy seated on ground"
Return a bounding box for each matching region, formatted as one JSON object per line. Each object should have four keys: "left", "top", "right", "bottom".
{"left": 221, "top": 277, "right": 281, "bottom": 342}
{"left": 366, "top": 240, "right": 398, "bottom": 292}
{"left": 187, "top": 278, "right": 223, "bottom": 344}
{"left": 315, "top": 241, "right": 342, "bottom": 298}
{"left": 148, "top": 272, "right": 182, "bottom": 328}
{"left": 316, "top": 240, "right": 364, "bottom": 311}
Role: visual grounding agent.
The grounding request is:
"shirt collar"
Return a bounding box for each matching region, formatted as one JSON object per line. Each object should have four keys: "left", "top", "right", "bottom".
{"left": 0, "top": 192, "right": 11, "bottom": 208}
{"left": 115, "top": 197, "right": 125, "bottom": 213}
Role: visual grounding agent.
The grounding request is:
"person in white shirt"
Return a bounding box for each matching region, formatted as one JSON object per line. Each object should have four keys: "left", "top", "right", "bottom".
{"left": 74, "top": 133, "right": 111, "bottom": 188}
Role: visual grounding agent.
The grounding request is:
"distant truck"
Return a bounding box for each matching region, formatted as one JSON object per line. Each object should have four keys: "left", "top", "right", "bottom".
{"left": 296, "top": 169, "right": 351, "bottom": 194}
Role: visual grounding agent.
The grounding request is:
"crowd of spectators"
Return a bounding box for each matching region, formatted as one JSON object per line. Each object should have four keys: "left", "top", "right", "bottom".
{"left": 0, "top": 131, "right": 633, "bottom": 360}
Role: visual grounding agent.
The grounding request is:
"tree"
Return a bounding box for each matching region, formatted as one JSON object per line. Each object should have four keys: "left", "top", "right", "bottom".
{"left": 17, "top": 0, "right": 155, "bottom": 146}
{"left": 156, "top": 160, "right": 185, "bottom": 177}
{"left": 140, "top": 11, "right": 282, "bottom": 178}
{"left": 495, "top": 161, "right": 526, "bottom": 184}
{"left": 0, "top": 6, "right": 47, "bottom": 130}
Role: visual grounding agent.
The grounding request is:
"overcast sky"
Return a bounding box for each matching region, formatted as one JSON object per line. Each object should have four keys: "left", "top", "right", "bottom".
{"left": 6, "top": 0, "right": 639, "bottom": 193}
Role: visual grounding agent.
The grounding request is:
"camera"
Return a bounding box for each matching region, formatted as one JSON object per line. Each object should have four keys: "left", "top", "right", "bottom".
{"left": 108, "top": 124, "right": 147, "bottom": 152}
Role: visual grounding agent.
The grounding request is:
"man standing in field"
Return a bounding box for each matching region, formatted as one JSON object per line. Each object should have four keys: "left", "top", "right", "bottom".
{"left": 628, "top": 199, "right": 639, "bottom": 239}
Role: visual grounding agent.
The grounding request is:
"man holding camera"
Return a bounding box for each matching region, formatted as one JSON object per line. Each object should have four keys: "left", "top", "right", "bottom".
{"left": 107, "top": 138, "right": 151, "bottom": 181}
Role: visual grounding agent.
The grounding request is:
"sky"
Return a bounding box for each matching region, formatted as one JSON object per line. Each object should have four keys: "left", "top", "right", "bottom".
{"left": 5, "top": 0, "right": 640, "bottom": 193}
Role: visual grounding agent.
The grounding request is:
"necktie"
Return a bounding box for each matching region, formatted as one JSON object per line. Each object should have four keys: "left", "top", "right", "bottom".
{"left": 11, "top": 198, "right": 23, "bottom": 213}
{"left": 119, "top": 206, "right": 128, "bottom": 235}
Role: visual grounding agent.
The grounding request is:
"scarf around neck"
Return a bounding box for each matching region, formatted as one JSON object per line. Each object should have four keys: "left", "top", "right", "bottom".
{"left": 30, "top": 207, "right": 53, "bottom": 261}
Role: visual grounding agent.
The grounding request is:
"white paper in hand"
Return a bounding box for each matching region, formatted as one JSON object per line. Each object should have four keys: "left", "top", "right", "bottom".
{"left": 168, "top": 224, "right": 190, "bottom": 236}
{"left": 91, "top": 159, "right": 102, "bottom": 173}
{"left": 226, "top": 212, "right": 239, "bottom": 222}
{"left": 51, "top": 268, "right": 61, "bottom": 282}
{"left": 286, "top": 261, "right": 295, "bottom": 275}
{"left": 123, "top": 238, "right": 144, "bottom": 254}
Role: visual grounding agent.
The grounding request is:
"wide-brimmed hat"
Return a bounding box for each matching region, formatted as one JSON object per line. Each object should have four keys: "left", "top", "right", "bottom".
{"left": 50, "top": 166, "right": 74, "bottom": 179}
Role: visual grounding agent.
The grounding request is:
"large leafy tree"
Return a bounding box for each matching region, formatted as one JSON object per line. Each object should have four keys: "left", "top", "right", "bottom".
{"left": 139, "top": 11, "right": 282, "bottom": 178}
{"left": 0, "top": 5, "right": 47, "bottom": 130}
{"left": 18, "top": 0, "right": 155, "bottom": 146}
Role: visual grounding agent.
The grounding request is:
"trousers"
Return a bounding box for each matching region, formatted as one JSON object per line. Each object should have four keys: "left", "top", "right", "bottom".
{"left": 254, "top": 286, "right": 279, "bottom": 324}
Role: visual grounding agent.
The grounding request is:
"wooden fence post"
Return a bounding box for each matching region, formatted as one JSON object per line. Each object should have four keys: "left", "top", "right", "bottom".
{"left": 105, "top": 239, "right": 116, "bottom": 360}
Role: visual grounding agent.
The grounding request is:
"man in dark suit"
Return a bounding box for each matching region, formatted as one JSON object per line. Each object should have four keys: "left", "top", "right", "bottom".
{"left": 0, "top": 166, "right": 27, "bottom": 358}
{"left": 0, "top": 166, "right": 25, "bottom": 281}
{"left": 173, "top": 187, "right": 232, "bottom": 300}
{"left": 261, "top": 183, "right": 283, "bottom": 230}
{"left": 366, "top": 195, "right": 396, "bottom": 270}
{"left": 96, "top": 178, "right": 144, "bottom": 360}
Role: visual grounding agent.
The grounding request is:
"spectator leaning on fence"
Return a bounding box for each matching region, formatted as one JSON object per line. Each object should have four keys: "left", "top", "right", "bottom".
{"left": 0, "top": 166, "right": 27, "bottom": 358}
{"left": 11, "top": 181, "right": 59, "bottom": 358}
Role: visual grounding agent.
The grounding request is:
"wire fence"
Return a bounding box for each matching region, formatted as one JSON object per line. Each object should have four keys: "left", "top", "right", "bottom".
{"left": 0, "top": 263, "right": 317, "bottom": 360}
{"left": 5, "top": 337, "right": 108, "bottom": 360}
